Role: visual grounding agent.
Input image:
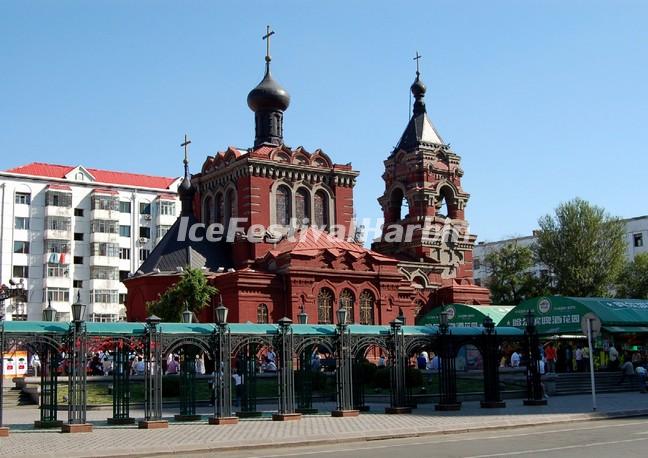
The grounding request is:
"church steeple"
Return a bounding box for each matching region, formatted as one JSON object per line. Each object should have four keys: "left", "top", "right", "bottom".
{"left": 178, "top": 134, "right": 195, "bottom": 216}
{"left": 394, "top": 54, "right": 444, "bottom": 152}
{"left": 247, "top": 26, "right": 291, "bottom": 147}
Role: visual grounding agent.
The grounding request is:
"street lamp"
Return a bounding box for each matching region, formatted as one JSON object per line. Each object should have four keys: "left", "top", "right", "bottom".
{"left": 397, "top": 307, "right": 405, "bottom": 325}
{"left": 483, "top": 315, "right": 494, "bottom": 334}
{"left": 215, "top": 303, "right": 228, "bottom": 325}
{"left": 146, "top": 314, "right": 161, "bottom": 327}
{"left": 439, "top": 311, "right": 449, "bottom": 331}
{"left": 71, "top": 292, "right": 86, "bottom": 324}
{"left": 43, "top": 299, "right": 56, "bottom": 322}
{"left": 297, "top": 304, "right": 308, "bottom": 325}
{"left": 181, "top": 302, "right": 193, "bottom": 324}
{"left": 336, "top": 307, "right": 348, "bottom": 326}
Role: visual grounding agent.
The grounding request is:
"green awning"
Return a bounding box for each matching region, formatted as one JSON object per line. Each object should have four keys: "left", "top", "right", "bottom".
{"left": 499, "top": 296, "right": 648, "bottom": 335}
{"left": 603, "top": 326, "right": 648, "bottom": 334}
{"left": 417, "top": 304, "right": 515, "bottom": 327}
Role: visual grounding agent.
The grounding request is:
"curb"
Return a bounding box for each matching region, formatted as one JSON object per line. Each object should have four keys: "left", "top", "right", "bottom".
{"left": 67, "top": 408, "right": 648, "bottom": 458}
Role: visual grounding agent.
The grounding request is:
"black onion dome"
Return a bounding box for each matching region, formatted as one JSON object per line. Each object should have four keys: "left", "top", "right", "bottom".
{"left": 178, "top": 175, "right": 192, "bottom": 194}
{"left": 247, "top": 70, "right": 291, "bottom": 112}
{"left": 411, "top": 75, "right": 426, "bottom": 98}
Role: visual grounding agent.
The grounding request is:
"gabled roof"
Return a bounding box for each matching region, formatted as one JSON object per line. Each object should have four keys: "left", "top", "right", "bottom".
{"left": 136, "top": 214, "right": 233, "bottom": 274}
{"left": 265, "top": 227, "right": 396, "bottom": 262}
{"left": 396, "top": 111, "right": 444, "bottom": 151}
{"left": 6, "top": 162, "right": 178, "bottom": 190}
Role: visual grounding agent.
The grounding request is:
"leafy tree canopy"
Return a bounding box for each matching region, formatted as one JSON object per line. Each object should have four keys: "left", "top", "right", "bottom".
{"left": 484, "top": 242, "right": 550, "bottom": 305}
{"left": 617, "top": 253, "right": 648, "bottom": 299}
{"left": 535, "top": 198, "right": 625, "bottom": 297}
{"left": 146, "top": 267, "right": 218, "bottom": 322}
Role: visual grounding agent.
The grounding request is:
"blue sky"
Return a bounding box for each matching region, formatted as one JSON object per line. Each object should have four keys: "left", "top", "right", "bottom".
{"left": 1, "top": 1, "right": 647, "bottom": 241}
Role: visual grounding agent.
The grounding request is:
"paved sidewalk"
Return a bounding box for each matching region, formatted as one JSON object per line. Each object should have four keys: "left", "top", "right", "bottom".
{"left": 1, "top": 392, "right": 648, "bottom": 458}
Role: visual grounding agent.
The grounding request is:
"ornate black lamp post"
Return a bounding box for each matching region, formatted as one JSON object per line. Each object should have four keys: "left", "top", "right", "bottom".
{"left": 62, "top": 293, "right": 92, "bottom": 433}
{"left": 523, "top": 310, "right": 547, "bottom": 406}
{"left": 435, "top": 311, "right": 461, "bottom": 411}
{"left": 0, "top": 310, "right": 7, "bottom": 437}
{"left": 35, "top": 298, "right": 62, "bottom": 429}
{"left": 332, "top": 307, "right": 358, "bottom": 417}
{"left": 273, "top": 317, "right": 301, "bottom": 421}
{"left": 139, "top": 314, "right": 168, "bottom": 429}
{"left": 209, "top": 302, "right": 238, "bottom": 425}
{"left": 481, "top": 315, "right": 506, "bottom": 408}
{"left": 385, "top": 316, "right": 411, "bottom": 414}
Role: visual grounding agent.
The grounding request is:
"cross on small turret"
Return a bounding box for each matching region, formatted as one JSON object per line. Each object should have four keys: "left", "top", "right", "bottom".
{"left": 263, "top": 25, "right": 275, "bottom": 64}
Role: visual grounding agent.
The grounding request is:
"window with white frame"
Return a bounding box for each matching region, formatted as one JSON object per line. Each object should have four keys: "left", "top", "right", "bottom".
{"left": 92, "top": 289, "right": 119, "bottom": 303}
{"left": 45, "top": 264, "right": 69, "bottom": 278}
{"left": 90, "top": 267, "right": 118, "bottom": 280}
{"left": 45, "top": 287, "right": 70, "bottom": 302}
{"left": 91, "top": 242, "right": 119, "bottom": 257}
{"left": 15, "top": 192, "right": 31, "bottom": 205}
{"left": 14, "top": 216, "right": 29, "bottom": 230}
{"left": 92, "top": 220, "right": 118, "bottom": 233}
{"left": 159, "top": 201, "right": 175, "bottom": 216}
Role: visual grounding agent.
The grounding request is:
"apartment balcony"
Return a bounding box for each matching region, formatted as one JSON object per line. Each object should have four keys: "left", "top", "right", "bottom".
{"left": 90, "top": 231, "right": 119, "bottom": 243}
{"left": 45, "top": 205, "right": 73, "bottom": 218}
{"left": 90, "top": 209, "right": 120, "bottom": 221}
{"left": 43, "top": 252, "right": 71, "bottom": 265}
{"left": 43, "top": 276, "right": 71, "bottom": 288}
{"left": 155, "top": 213, "right": 177, "bottom": 226}
{"left": 87, "top": 302, "right": 121, "bottom": 318}
{"left": 89, "top": 255, "right": 120, "bottom": 268}
{"left": 44, "top": 228, "right": 72, "bottom": 240}
{"left": 88, "top": 278, "right": 120, "bottom": 290}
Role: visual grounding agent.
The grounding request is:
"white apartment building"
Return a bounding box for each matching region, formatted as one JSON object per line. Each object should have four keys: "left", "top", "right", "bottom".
{"left": 473, "top": 215, "right": 648, "bottom": 287}
{"left": 0, "top": 162, "right": 180, "bottom": 322}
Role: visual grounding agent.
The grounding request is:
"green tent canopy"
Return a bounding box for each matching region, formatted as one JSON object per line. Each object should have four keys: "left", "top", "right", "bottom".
{"left": 498, "top": 296, "right": 648, "bottom": 335}
{"left": 416, "top": 304, "right": 515, "bottom": 327}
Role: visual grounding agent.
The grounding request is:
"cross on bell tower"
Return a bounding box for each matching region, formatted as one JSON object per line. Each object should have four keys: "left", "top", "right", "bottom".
{"left": 372, "top": 54, "right": 489, "bottom": 307}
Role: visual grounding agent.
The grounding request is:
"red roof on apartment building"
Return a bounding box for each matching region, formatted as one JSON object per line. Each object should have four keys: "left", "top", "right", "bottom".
{"left": 6, "top": 162, "right": 178, "bottom": 190}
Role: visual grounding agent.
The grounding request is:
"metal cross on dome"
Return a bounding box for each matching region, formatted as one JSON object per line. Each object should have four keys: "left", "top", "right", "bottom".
{"left": 413, "top": 51, "right": 422, "bottom": 76}
{"left": 263, "top": 25, "right": 275, "bottom": 65}
{"left": 181, "top": 134, "right": 191, "bottom": 166}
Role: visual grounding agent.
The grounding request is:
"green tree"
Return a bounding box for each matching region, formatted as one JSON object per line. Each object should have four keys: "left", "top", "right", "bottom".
{"left": 617, "top": 253, "right": 648, "bottom": 299}
{"left": 535, "top": 198, "right": 625, "bottom": 297}
{"left": 484, "top": 242, "right": 549, "bottom": 305}
{"left": 147, "top": 267, "right": 218, "bottom": 322}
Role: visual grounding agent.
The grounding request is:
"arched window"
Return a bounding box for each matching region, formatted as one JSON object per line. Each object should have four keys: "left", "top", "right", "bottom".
{"left": 339, "top": 289, "right": 355, "bottom": 324}
{"left": 317, "top": 288, "right": 334, "bottom": 324}
{"left": 359, "top": 290, "right": 375, "bottom": 325}
{"left": 257, "top": 304, "right": 269, "bottom": 324}
{"left": 203, "top": 196, "right": 213, "bottom": 224}
{"left": 295, "top": 188, "right": 310, "bottom": 224}
{"left": 437, "top": 186, "right": 454, "bottom": 219}
{"left": 313, "top": 190, "right": 329, "bottom": 229}
{"left": 390, "top": 188, "right": 408, "bottom": 221}
{"left": 225, "top": 188, "right": 237, "bottom": 223}
{"left": 276, "top": 185, "right": 291, "bottom": 225}
{"left": 214, "top": 193, "right": 224, "bottom": 224}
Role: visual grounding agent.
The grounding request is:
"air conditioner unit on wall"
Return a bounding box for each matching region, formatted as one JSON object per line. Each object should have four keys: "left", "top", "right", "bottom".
{"left": 144, "top": 215, "right": 152, "bottom": 220}
{"left": 138, "top": 237, "right": 148, "bottom": 244}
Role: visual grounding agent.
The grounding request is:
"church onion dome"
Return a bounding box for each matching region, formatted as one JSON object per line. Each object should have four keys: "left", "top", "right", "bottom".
{"left": 411, "top": 75, "right": 426, "bottom": 98}
{"left": 247, "top": 70, "right": 291, "bottom": 112}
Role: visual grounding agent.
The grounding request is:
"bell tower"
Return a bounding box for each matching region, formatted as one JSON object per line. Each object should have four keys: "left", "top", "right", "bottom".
{"left": 372, "top": 59, "right": 490, "bottom": 307}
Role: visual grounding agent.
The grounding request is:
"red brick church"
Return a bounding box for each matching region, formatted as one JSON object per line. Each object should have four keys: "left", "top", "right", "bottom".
{"left": 125, "top": 44, "right": 489, "bottom": 325}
